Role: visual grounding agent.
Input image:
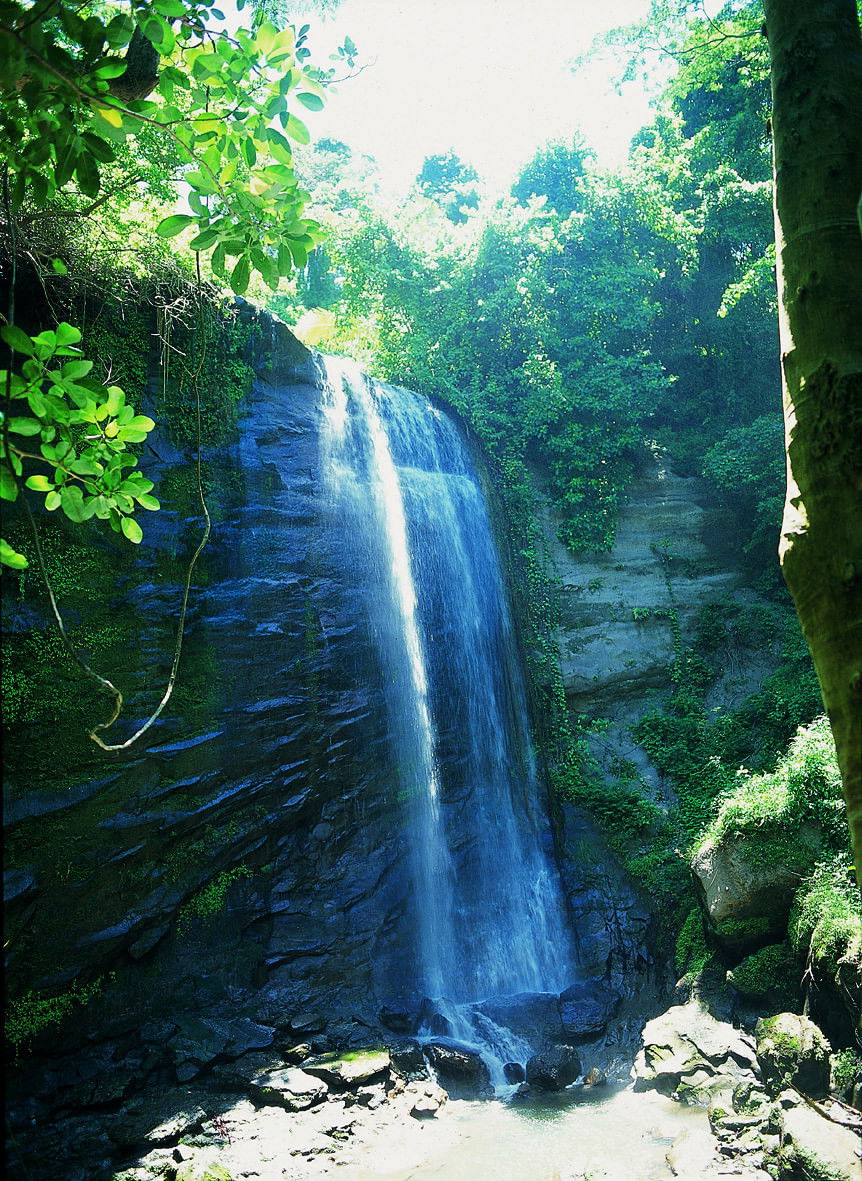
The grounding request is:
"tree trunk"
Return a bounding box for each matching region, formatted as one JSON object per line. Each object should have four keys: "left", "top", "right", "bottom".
{"left": 762, "top": 0, "right": 862, "bottom": 888}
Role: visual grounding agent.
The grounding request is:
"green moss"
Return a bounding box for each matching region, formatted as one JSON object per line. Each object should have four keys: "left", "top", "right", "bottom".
{"left": 177, "top": 865, "right": 253, "bottom": 933}
{"left": 675, "top": 907, "right": 710, "bottom": 977}
{"left": 715, "top": 915, "right": 773, "bottom": 941}
{"left": 157, "top": 303, "right": 258, "bottom": 449}
{"left": 81, "top": 297, "right": 152, "bottom": 399}
{"left": 727, "top": 942, "right": 796, "bottom": 1001}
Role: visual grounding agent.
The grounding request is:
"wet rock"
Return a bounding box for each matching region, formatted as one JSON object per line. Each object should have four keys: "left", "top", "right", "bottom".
{"left": 173, "top": 1152, "right": 233, "bottom": 1181}
{"left": 380, "top": 1002, "right": 420, "bottom": 1035}
{"left": 418, "top": 999, "right": 453, "bottom": 1037}
{"left": 248, "top": 1066, "right": 328, "bottom": 1110}
{"left": 776, "top": 1103, "right": 862, "bottom": 1181}
{"left": 504, "top": 1061, "right": 526, "bottom": 1083}
{"left": 474, "top": 992, "right": 563, "bottom": 1048}
{"left": 559, "top": 980, "right": 622, "bottom": 1042}
{"left": 583, "top": 1066, "right": 607, "bottom": 1087}
{"left": 666, "top": 1126, "right": 718, "bottom": 1177}
{"left": 283, "top": 1042, "right": 313, "bottom": 1065}
{"left": 302, "top": 1048, "right": 391, "bottom": 1088}
{"left": 388, "top": 1039, "right": 427, "bottom": 1078}
{"left": 211, "top": 1049, "right": 280, "bottom": 1087}
{"left": 288, "top": 1012, "right": 326, "bottom": 1035}
{"left": 525, "top": 1044, "right": 582, "bottom": 1091}
{"left": 424, "top": 1041, "right": 491, "bottom": 1091}
{"left": 755, "top": 1013, "right": 831, "bottom": 1099}
{"left": 633, "top": 1001, "right": 759, "bottom": 1105}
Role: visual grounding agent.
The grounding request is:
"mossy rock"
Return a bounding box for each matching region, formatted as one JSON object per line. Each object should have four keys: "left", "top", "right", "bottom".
{"left": 727, "top": 941, "right": 799, "bottom": 1009}
{"left": 755, "top": 1012, "right": 831, "bottom": 1099}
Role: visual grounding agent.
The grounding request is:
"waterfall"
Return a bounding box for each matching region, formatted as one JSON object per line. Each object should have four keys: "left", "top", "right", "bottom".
{"left": 319, "top": 356, "right": 575, "bottom": 1075}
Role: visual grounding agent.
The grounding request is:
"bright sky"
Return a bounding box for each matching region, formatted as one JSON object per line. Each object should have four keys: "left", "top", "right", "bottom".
{"left": 301, "top": 0, "right": 666, "bottom": 197}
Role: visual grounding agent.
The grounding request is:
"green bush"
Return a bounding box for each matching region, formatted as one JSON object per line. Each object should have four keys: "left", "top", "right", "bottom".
{"left": 789, "top": 859, "right": 862, "bottom": 969}
{"left": 700, "top": 716, "right": 846, "bottom": 850}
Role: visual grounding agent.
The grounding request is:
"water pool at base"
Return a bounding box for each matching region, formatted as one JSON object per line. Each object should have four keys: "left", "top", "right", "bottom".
{"left": 344, "top": 1084, "right": 711, "bottom": 1181}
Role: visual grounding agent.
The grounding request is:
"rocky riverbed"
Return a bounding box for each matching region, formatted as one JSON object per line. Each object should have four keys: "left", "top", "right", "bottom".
{"left": 8, "top": 997, "right": 860, "bottom": 1181}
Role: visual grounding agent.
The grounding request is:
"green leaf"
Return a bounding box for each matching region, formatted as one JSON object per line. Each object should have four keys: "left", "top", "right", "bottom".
{"left": 82, "top": 131, "right": 116, "bottom": 163}
{"left": 121, "top": 516, "right": 143, "bottom": 544}
{"left": 188, "top": 227, "right": 220, "bottom": 252}
{"left": 284, "top": 114, "right": 310, "bottom": 145}
{"left": 1, "top": 325, "right": 36, "bottom": 355}
{"left": 191, "top": 53, "right": 223, "bottom": 80}
{"left": 60, "top": 359, "right": 94, "bottom": 380}
{"left": 103, "top": 385, "right": 124, "bottom": 416}
{"left": 156, "top": 214, "right": 196, "bottom": 238}
{"left": 0, "top": 467, "right": 19, "bottom": 501}
{"left": 55, "top": 323, "right": 83, "bottom": 348}
{"left": 52, "top": 258, "right": 68, "bottom": 275}
{"left": 0, "top": 539, "right": 28, "bottom": 570}
{"left": 296, "top": 92, "right": 324, "bottom": 112}
{"left": 127, "top": 415, "right": 156, "bottom": 432}
{"left": 276, "top": 242, "right": 294, "bottom": 276}
{"left": 25, "top": 474, "right": 54, "bottom": 492}
{"left": 135, "top": 493, "right": 160, "bottom": 511}
{"left": 139, "top": 13, "right": 174, "bottom": 53}
{"left": 69, "top": 457, "right": 102, "bottom": 477}
{"left": 231, "top": 255, "right": 251, "bottom": 296}
{"left": 287, "top": 239, "right": 308, "bottom": 269}
{"left": 27, "top": 390, "right": 48, "bottom": 417}
{"left": 75, "top": 152, "right": 101, "bottom": 197}
{"left": 9, "top": 417, "right": 42, "bottom": 436}
{"left": 45, "top": 491, "right": 62, "bottom": 511}
{"left": 60, "top": 484, "right": 91, "bottom": 522}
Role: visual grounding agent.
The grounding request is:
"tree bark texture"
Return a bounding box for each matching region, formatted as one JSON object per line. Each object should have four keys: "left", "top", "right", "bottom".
{"left": 762, "top": 0, "right": 862, "bottom": 887}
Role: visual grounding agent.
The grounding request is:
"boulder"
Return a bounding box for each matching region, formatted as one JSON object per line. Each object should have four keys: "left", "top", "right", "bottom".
{"left": 691, "top": 829, "right": 821, "bottom": 954}
{"left": 755, "top": 1013, "right": 831, "bottom": 1099}
{"left": 406, "top": 1081, "right": 448, "bottom": 1119}
{"left": 302, "top": 1048, "right": 391, "bottom": 1088}
{"left": 559, "top": 979, "right": 622, "bottom": 1042}
{"left": 633, "top": 1001, "right": 759, "bottom": 1106}
{"left": 525, "top": 1044, "right": 581, "bottom": 1091}
{"left": 248, "top": 1066, "right": 328, "bottom": 1110}
{"left": 504, "top": 1061, "right": 526, "bottom": 1084}
{"left": 388, "top": 1039, "right": 427, "bottom": 1078}
{"left": 424, "top": 1040, "right": 491, "bottom": 1089}
{"left": 776, "top": 1103, "right": 862, "bottom": 1181}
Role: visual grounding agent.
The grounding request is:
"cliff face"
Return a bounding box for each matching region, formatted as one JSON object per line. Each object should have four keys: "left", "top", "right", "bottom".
{"left": 4, "top": 315, "right": 581, "bottom": 1111}
{"left": 5, "top": 321, "right": 423, "bottom": 1041}
{"left": 539, "top": 452, "right": 776, "bottom": 796}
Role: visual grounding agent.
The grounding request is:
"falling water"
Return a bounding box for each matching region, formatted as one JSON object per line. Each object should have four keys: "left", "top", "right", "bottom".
{"left": 319, "top": 357, "right": 575, "bottom": 1074}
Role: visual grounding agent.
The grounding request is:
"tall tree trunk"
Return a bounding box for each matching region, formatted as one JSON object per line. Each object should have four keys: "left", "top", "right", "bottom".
{"left": 762, "top": 0, "right": 862, "bottom": 888}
